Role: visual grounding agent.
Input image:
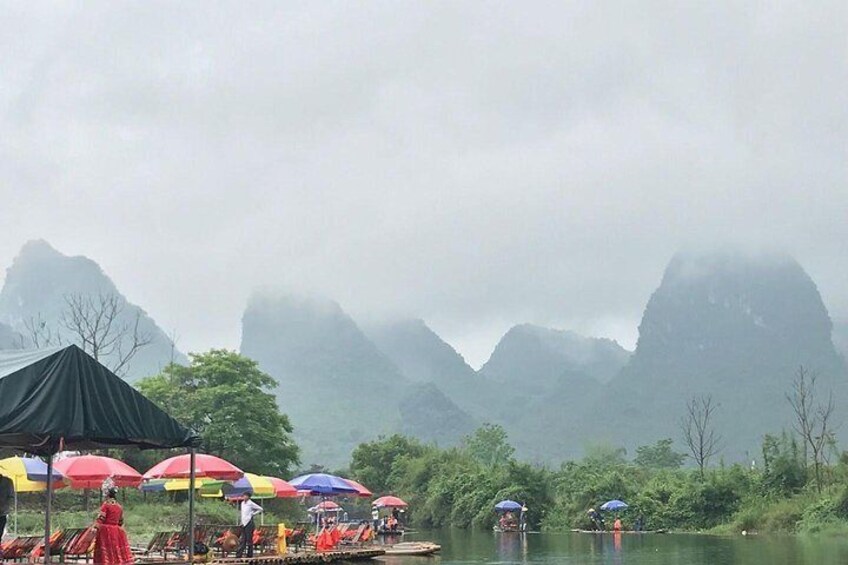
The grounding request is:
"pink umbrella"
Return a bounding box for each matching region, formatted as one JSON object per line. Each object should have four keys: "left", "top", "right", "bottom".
{"left": 143, "top": 453, "right": 243, "bottom": 481}
{"left": 373, "top": 495, "right": 408, "bottom": 509}
{"left": 342, "top": 478, "right": 372, "bottom": 498}
{"left": 54, "top": 455, "right": 143, "bottom": 489}
{"left": 309, "top": 500, "right": 342, "bottom": 512}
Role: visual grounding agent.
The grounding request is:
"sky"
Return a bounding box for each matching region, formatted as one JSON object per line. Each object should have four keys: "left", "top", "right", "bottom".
{"left": 1, "top": 2, "right": 846, "bottom": 367}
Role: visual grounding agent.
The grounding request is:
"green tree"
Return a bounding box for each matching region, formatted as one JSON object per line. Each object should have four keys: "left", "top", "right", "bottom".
{"left": 761, "top": 432, "right": 805, "bottom": 495}
{"left": 634, "top": 438, "right": 686, "bottom": 469}
{"left": 137, "top": 349, "right": 299, "bottom": 476}
{"left": 463, "top": 423, "right": 515, "bottom": 468}
{"left": 349, "top": 434, "right": 427, "bottom": 494}
{"left": 583, "top": 442, "right": 628, "bottom": 468}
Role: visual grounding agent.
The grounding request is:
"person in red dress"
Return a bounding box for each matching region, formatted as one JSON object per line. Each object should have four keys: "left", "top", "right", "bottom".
{"left": 92, "top": 482, "right": 133, "bottom": 565}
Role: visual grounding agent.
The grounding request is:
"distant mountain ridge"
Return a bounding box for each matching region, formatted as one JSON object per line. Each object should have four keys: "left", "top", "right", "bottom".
{"left": 362, "top": 318, "right": 491, "bottom": 419}
{"left": 240, "top": 294, "right": 475, "bottom": 466}
{"left": 603, "top": 250, "right": 847, "bottom": 459}
{"left": 3, "top": 240, "right": 844, "bottom": 468}
{"left": 0, "top": 240, "right": 184, "bottom": 380}
{"left": 480, "top": 323, "right": 630, "bottom": 388}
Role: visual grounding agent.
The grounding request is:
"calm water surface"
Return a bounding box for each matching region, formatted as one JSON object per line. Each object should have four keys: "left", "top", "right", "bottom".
{"left": 375, "top": 529, "right": 848, "bottom": 564}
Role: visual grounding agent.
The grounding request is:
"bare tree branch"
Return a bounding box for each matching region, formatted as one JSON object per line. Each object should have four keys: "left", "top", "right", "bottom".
{"left": 59, "top": 292, "right": 153, "bottom": 376}
{"left": 23, "top": 313, "right": 61, "bottom": 348}
{"left": 786, "top": 366, "right": 838, "bottom": 493}
{"left": 680, "top": 394, "right": 722, "bottom": 478}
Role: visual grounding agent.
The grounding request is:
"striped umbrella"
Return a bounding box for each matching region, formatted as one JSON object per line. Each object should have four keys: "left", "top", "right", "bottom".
{"left": 267, "top": 477, "right": 299, "bottom": 498}
{"left": 0, "top": 456, "right": 66, "bottom": 536}
{"left": 141, "top": 477, "right": 218, "bottom": 492}
{"left": 198, "top": 474, "right": 299, "bottom": 500}
{"left": 0, "top": 457, "right": 65, "bottom": 493}
{"left": 342, "top": 478, "right": 372, "bottom": 498}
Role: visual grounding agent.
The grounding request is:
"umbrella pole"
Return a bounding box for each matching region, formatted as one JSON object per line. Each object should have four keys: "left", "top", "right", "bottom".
{"left": 188, "top": 448, "right": 196, "bottom": 561}
{"left": 44, "top": 453, "right": 54, "bottom": 563}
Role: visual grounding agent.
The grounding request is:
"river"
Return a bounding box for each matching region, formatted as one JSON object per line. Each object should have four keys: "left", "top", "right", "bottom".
{"left": 375, "top": 529, "right": 848, "bottom": 564}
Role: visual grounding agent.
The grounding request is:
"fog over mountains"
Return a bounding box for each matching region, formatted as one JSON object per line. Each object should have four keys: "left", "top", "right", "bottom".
{"left": 0, "top": 240, "right": 184, "bottom": 380}
{"left": 1, "top": 240, "right": 845, "bottom": 466}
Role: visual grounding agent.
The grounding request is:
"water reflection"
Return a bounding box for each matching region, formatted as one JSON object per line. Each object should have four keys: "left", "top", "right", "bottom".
{"left": 495, "top": 531, "right": 528, "bottom": 562}
{"left": 391, "top": 529, "right": 848, "bottom": 564}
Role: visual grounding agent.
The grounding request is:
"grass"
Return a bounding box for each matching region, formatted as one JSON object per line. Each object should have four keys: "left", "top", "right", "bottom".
{"left": 9, "top": 490, "right": 307, "bottom": 544}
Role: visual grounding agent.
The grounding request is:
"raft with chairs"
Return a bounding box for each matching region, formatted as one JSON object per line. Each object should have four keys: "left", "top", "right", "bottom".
{"left": 137, "top": 548, "right": 386, "bottom": 563}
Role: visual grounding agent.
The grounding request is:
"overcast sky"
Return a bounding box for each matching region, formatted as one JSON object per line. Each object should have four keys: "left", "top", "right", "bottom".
{"left": 1, "top": 2, "right": 846, "bottom": 367}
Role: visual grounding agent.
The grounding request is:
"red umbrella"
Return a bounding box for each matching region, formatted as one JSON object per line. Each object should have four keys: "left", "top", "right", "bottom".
{"left": 54, "top": 455, "right": 143, "bottom": 489}
{"left": 373, "top": 495, "right": 408, "bottom": 509}
{"left": 143, "top": 453, "right": 243, "bottom": 481}
{"left": 266, "top": 477, "right": 299, "bottom": 498}
{"left": 342, "top": 478, "right": 372, "bottom": 498}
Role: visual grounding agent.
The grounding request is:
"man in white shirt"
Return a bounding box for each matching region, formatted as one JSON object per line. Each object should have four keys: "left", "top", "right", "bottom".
{"left": 236, "top": 491, "right": 263, "bottom": 558}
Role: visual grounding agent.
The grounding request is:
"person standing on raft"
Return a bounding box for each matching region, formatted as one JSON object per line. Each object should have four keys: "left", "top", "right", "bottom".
{"left": 92, "top": 479, "right": 133, "bottom": 565}
{"left": 237, "top": 490, "right": 263, "bottom": 558}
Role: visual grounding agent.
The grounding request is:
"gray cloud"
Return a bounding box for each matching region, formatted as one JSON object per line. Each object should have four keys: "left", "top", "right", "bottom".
{"left": 1, "top": 1, "right": 846, "bottom": 366}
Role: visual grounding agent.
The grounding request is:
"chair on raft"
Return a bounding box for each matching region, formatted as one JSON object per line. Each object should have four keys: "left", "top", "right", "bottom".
{"left": 286, "top": 525, "right": 309, "bottom": 553}
{"left": 60, "top": 527, "right": 98, "bottom": 562}
{"left": 0, "top": 535, "right": 42, "bottom": 562}
{"left": 340, "top": 523, "right": 370, "bottom": 546}
{"left": 253, "top": 525, "right": 278, "bottom": 554}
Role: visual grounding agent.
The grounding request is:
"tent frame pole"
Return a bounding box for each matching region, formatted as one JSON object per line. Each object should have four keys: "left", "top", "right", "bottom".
{"left": 44, "top": 451, "right": 55, "bottom": 563}
{"left": 188, "top": 448, "right": 196, "bottom": 561}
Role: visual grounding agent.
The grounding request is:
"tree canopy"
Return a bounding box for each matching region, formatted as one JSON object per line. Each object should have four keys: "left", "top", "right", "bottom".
{"left": 349, "top": 434, "right": 427, "bottom": 494}
{"left": 137, "top": 349, "right": 299, "bottom": 476}
{"left": 634, "top": 438, "right": 686, "bottom": 469}
{"left": 463, "top": 423, "right": 515, "bottom": 468}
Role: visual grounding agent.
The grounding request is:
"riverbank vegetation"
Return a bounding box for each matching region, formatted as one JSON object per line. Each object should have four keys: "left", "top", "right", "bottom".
{"left": 347, "top": 426, "right": 848, "bottom": 535}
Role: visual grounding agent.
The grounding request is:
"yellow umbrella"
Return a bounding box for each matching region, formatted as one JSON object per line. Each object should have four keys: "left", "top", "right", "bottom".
{"left": 0, "top": 456, "right": 66, "bottom": 536}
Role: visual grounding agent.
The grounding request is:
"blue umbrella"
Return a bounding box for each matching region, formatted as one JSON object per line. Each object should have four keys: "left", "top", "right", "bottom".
{"left": 494, "top": 500, "right": 523, "bottom": 512}
{"left": 288, "top": 473, "right": 358, "bottom": 496}
{"left": 600, "top": 499, "right": 628, "bottom": 511}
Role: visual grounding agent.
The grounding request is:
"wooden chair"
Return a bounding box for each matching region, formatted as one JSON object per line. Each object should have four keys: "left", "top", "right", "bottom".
{"left": 286, "top": 526, "right": 309, "bottom": 553}
{"left": 1, "top": 536, "right": 41, "bottom": 561}
{"left": 60, "top": 527, "right": 97, "bottom": 562}
{"left": 145, "top": 531, "right": 175, "bottom": 558}
{"left": 340, "top": 523, "right": 368, "bottom": 546}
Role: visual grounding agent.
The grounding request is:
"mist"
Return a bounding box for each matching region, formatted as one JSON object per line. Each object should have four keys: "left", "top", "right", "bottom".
{"left": 1, "top": 2, "right": 846, "bottom": 366}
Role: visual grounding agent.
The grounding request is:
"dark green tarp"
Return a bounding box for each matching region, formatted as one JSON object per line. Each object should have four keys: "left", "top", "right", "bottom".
{"left": 0, "top": 344, "right": 199, "bottom": 454}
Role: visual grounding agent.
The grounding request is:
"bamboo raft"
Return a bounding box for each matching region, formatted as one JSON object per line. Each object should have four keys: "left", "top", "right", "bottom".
{"left": 137, "top": 548, "right": 386, "bottom": 564}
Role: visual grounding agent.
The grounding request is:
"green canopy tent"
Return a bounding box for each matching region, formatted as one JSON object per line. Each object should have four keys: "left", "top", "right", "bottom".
{"left": 0, "top": 345, "right": 201, "bottom": 562}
